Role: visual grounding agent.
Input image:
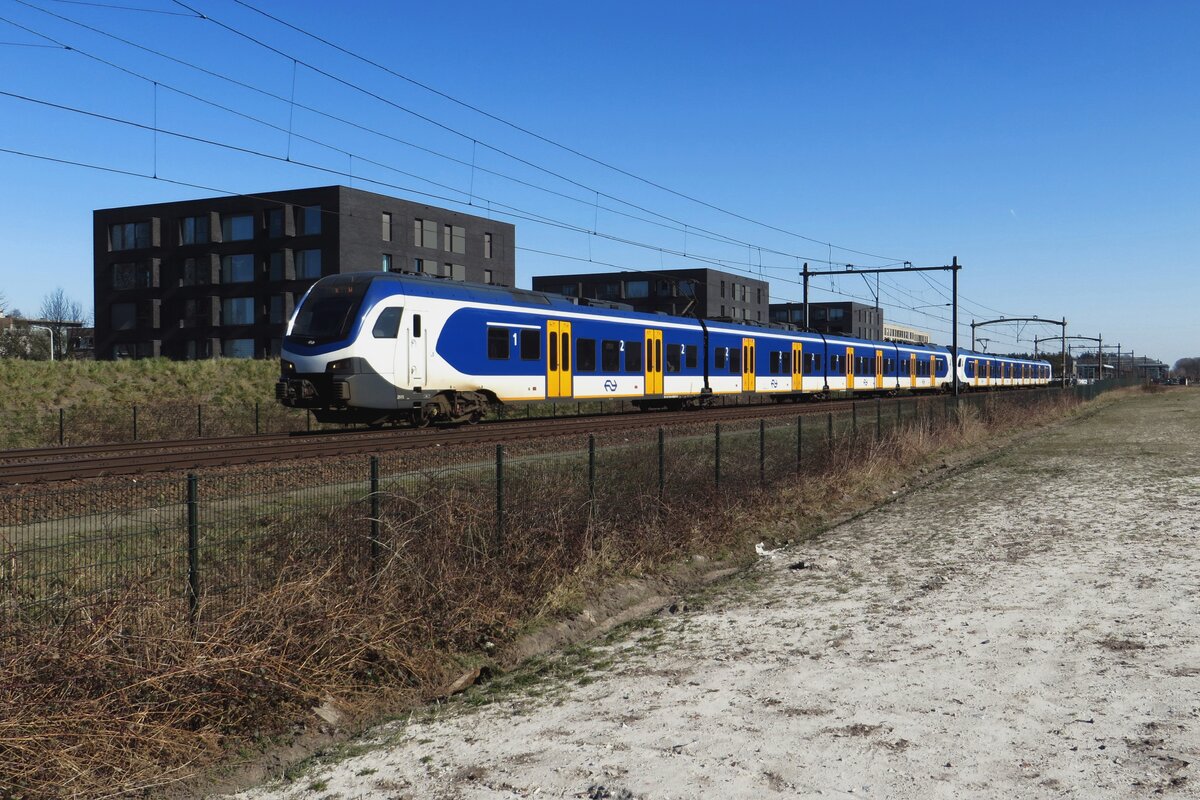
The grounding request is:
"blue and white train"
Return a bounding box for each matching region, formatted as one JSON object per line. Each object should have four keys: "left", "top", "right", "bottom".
{"left": 276, "top": 272, "right": 1053, "bottom": 426}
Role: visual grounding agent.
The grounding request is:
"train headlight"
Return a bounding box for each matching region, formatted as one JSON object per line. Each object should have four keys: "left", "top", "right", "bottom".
{"left": 281, "top": 359, "right": 296, "bottom": 375}
{"left": 326, "top": 357, "right": 368, "bottom": 375}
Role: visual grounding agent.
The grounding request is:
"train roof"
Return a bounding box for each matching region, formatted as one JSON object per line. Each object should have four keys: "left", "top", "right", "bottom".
{"left": 326, "top": 272, "right": 1049, "bottom": 364}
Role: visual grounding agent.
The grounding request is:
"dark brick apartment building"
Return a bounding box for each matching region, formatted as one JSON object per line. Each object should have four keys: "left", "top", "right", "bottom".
{"left": 531, "top": 268, "right": 770, "bottom": 323}
{"left": 93, "top": 186, "right": 515, "bottom": 360}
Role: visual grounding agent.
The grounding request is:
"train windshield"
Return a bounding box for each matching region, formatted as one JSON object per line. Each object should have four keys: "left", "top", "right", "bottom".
{"left": 287, "top": 274, "right": 373, "bottom": 345}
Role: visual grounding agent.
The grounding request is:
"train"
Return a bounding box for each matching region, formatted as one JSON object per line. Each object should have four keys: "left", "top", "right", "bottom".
{"left": 276, "top": 272, "right": 1053, "bottom": 426}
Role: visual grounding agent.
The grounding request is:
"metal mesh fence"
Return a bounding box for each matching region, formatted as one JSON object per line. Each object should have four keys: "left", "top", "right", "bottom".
{"left": 0, "top": 384, "right": 1120, "bottom": 645}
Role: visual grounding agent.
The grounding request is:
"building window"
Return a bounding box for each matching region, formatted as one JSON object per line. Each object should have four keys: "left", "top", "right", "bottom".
{"left": 110, "top": 221, "right": 151, "bottom": 251}
{"left": 442, "top": 224, "right": 465, "bottom": 254}
{"left": 220, "top": 254, "right": 255, "bottom": 283}
{"left": 828, "top": 308, "right": 844, "bottom": 321}
{"left": 295, "top": 249, "right": 321, "bottom": 279}
{"left": 222, "top": 338, "right": 255, "bottom": 358}
{"left": 483, "top": 269, "right": 493, "bottom": 285}
{"left": 594, "top": 283, "right": 620, "bottom": 300}
{"left": 269, "top": 295, "right": 285, "bottom": 325}
{"left": 414, "top": 218, "right": 437, "bottom": 249}
{"left": 679, "top": 281, "right": 695, "bottom": 297}
{"left": 483, "top": 232, "right": 493, "bottom": 259}
{"left": 180, "top": 215, "right": 209, "bottom": 245}
{"left": 381, "top": 212, "right": 392, "bottom": 241}
{"left": 221, "top": 213, "right": 253, "bottom": 242}
{"left": 414, "top": 257, "right": 432, "bottom": 274}
{"left": 268, "top": 252, "right": 286, "bottom": 281}
{"left": 444, "top": 263, "right": 466, "bottom": 281}
{"left": 382, "top": 253, "right": 392, "bottom": 272}
{"left": 265, "top": 208, "right": 284, "bottom": 238}
{"left": 626, "top": 280, "right": 649, "bottom": 299}
{"left": 221, "top": 297, "right": 254, "bottom": 326}
{"left": 297, "top": 205, "right": 321, "bottom": 235}
{"left": 181, "top": 258, "right": 207, "bottom": 287}
{"left": 111, "top": 262, "right": 152, "bottom": 290}
{"left": 111, "top": 302, "right": 137, "bottom": 331}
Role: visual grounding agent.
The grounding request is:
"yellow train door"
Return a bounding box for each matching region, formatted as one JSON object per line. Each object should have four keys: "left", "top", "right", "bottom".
{"left": 644, "top": 329, "right": 663, "bottom": 395}
{"left": 546, "top": 320, "right": 572, "bottom": 398}
{"left": 791, "top": 342, "right": 803, "bottom": 392}
{"left": 846, "top": 346, "right": 855, "bottom": 391}
{"left": 742, "top": 337, "right": 756, "bottom": 392}
{"left": 972, "top": 359, "right": 980, "bottom": 388}
{"left": 909, "top": 354, "right": 917, "bottom": 388}
{"left": 875, "top": 349, "right": 883, "bottom": 390}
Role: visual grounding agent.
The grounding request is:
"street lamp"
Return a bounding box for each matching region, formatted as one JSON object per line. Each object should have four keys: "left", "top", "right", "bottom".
{"left": 28, "top": 324, "right": 54, "bottom": 361}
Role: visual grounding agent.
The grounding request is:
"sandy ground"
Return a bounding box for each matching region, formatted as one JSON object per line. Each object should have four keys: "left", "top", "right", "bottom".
{"left": 226, "top": 389, "right": 1200, "bottom": 799}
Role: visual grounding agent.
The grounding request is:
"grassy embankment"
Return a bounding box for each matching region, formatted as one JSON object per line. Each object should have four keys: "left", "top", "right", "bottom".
{"left": 0, "top": 385, "right": 1123, "bottom": 798}
{"left": 0, "top": 358, "right": 284, "bottom": 447}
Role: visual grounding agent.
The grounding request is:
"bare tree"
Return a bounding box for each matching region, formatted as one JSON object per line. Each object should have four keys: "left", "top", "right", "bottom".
{"left": 1173, "top": 358, "right": 1200, "bottom": 381}
{"left": 0, "top": 290, "right": 8, "bottom": 316}
{"left": 39, "top": 287, "right": 84, "bottom": 357}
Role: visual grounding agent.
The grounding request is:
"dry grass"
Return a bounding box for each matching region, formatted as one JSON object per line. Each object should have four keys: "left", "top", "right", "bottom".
{"left": 0, "top": 388, "right": 1100, "bottom": 798}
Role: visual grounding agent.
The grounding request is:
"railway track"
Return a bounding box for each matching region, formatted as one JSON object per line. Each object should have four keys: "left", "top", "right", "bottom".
{"left": 0, "top": 395, "right": 935, "bottom": 484}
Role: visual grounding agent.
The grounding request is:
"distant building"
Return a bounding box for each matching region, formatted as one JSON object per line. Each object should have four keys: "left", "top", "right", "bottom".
{"left": 882, "top": 322, "right": 931, "bottom": 346}
{"left": 532, "top": 268, "right": 770, "bottom": 323}
{"left": 769, "top": 302, "right": 883, "bottom": 340}
{"left": 93, "top": 186, "right": 515, "bottom": 360}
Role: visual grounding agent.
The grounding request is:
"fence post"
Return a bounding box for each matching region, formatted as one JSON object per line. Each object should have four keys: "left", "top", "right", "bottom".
{"left": 852, "top": 402, "right": 858, "bottom": 437}
{"left": 588, "top": 434, "right": 596, "bottom": 506}
{"left": 255, "top": 402, "right": 260, "bottom": 435}
{"left": 875, "top": 399, "right": 882, "bottom": 441}
{"left": 58, "top": 407, "right": 64, "bottom": 446}
{"left": 197, "top": 404, "right": 203, "bottom": 437}
{"left": 759, "top": 419, "right": 766, "bottom": 485}
{"left": 658, "top": 427, "right": 665, "bottom": 500}
{"left": 186, "top": 473, "right": 200, "bottom": 626}
{"left": 714, "top": 423, "right": 721, "bottom": 489}
{"left": 896, "top": 397, "right": 902, "bottom": 428}
{"left": 495, "top": 445, "right": 505, "bottom": 548}
{"left": 827, "top": 412, "right": 834, "bottom": 452}
{"left": 795, "top": 415, "right": 802, "bottom": 474}
{"left": 306, "top": 408, "right": 311, "bottom": 432}
{"left": 132, "top": 405, "right": 138, "bottom": 442}
{"left": 369, "top": 456, "right": 381, "bottom": 570}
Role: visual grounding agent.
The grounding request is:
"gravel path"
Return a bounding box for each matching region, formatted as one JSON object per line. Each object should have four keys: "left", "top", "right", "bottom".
{"left": 227, "top": 389, "right": 1199, "bottom": 799}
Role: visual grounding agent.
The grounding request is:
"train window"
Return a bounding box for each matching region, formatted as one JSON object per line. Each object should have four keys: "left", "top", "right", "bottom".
{"left": 487, "top": 327, "right": 509, "bottom": 359}
{"left": 576, "top": 338, "right": 596, "bottom": 372}
{"left": 413, "top": 314, "right": 421, "bottom": 338}
{"left": 769, "top": 351, "right": 783, "bottom": 374}
{"left": 884, "top": 358, "right": 893, "bottom": 373}
{"left": 714, "top": 347, "right": 727, "bottom": 370}
{"left": 624, "top": 340, "right": 642, "bottom": 372}
{"left": 829, "top": 354, "right": 842, "bottom": 374}
{"left": 729, "top": 347, "right": 741, "bottom": 374}
{"left": 601, "top": 340, "right": 620, "bottom": 371}
{"left": 372, "top": 307, "right": 402, "bottom": 339}
{"left": 666, "top": 343, "right": 682, "bottom": 373}
{"left": 561, "top": 332, "right": 570, "bottom": 371}
{"left": 520, "top": 329, "right": 540, "bottom": 360}
{"left": 549, "top": 335, "right": 558, "bottom": 371}
{"left": 685, "top": 346, "right": 697, "bottom": 369}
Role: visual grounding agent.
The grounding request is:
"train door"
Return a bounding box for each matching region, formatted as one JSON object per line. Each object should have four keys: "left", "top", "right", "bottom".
{"left": 909, "top": 354, "right": 917, "bottom": 388}
{"left": 644, "top": 328, "right": 663, "bottom": 395}
{"left": 874, "top": 349, "right": 883, "bottom": 390}
{"left": 791, "top": 342, "right": 803, "bottom": 392}
{"left": 846, "top": 346, "right": 855, "bottom": 391}
{"left": 742, "top": 337, "right": 756, "bottom": 392}
{"left": 972, "top": 359, "right": 980, "bottom": 388}
{"left": 407, "top": 313, "right": 425, "bottom": 387}
{"left": 547, "top": 320, "right": 573, "bottom": 398}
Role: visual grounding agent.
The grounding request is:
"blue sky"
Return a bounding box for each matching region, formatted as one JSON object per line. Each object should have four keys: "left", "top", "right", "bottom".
{"left": 0, "top": 0, "right": 1196, "bottom": 363}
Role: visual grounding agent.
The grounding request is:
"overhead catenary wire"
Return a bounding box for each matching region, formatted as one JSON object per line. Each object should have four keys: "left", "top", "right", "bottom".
{"left": 0, "top": 2, "right": 1042, "bottom": 346}
{"left": 7, "top": 0, "right": 876, "bottom": 271}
